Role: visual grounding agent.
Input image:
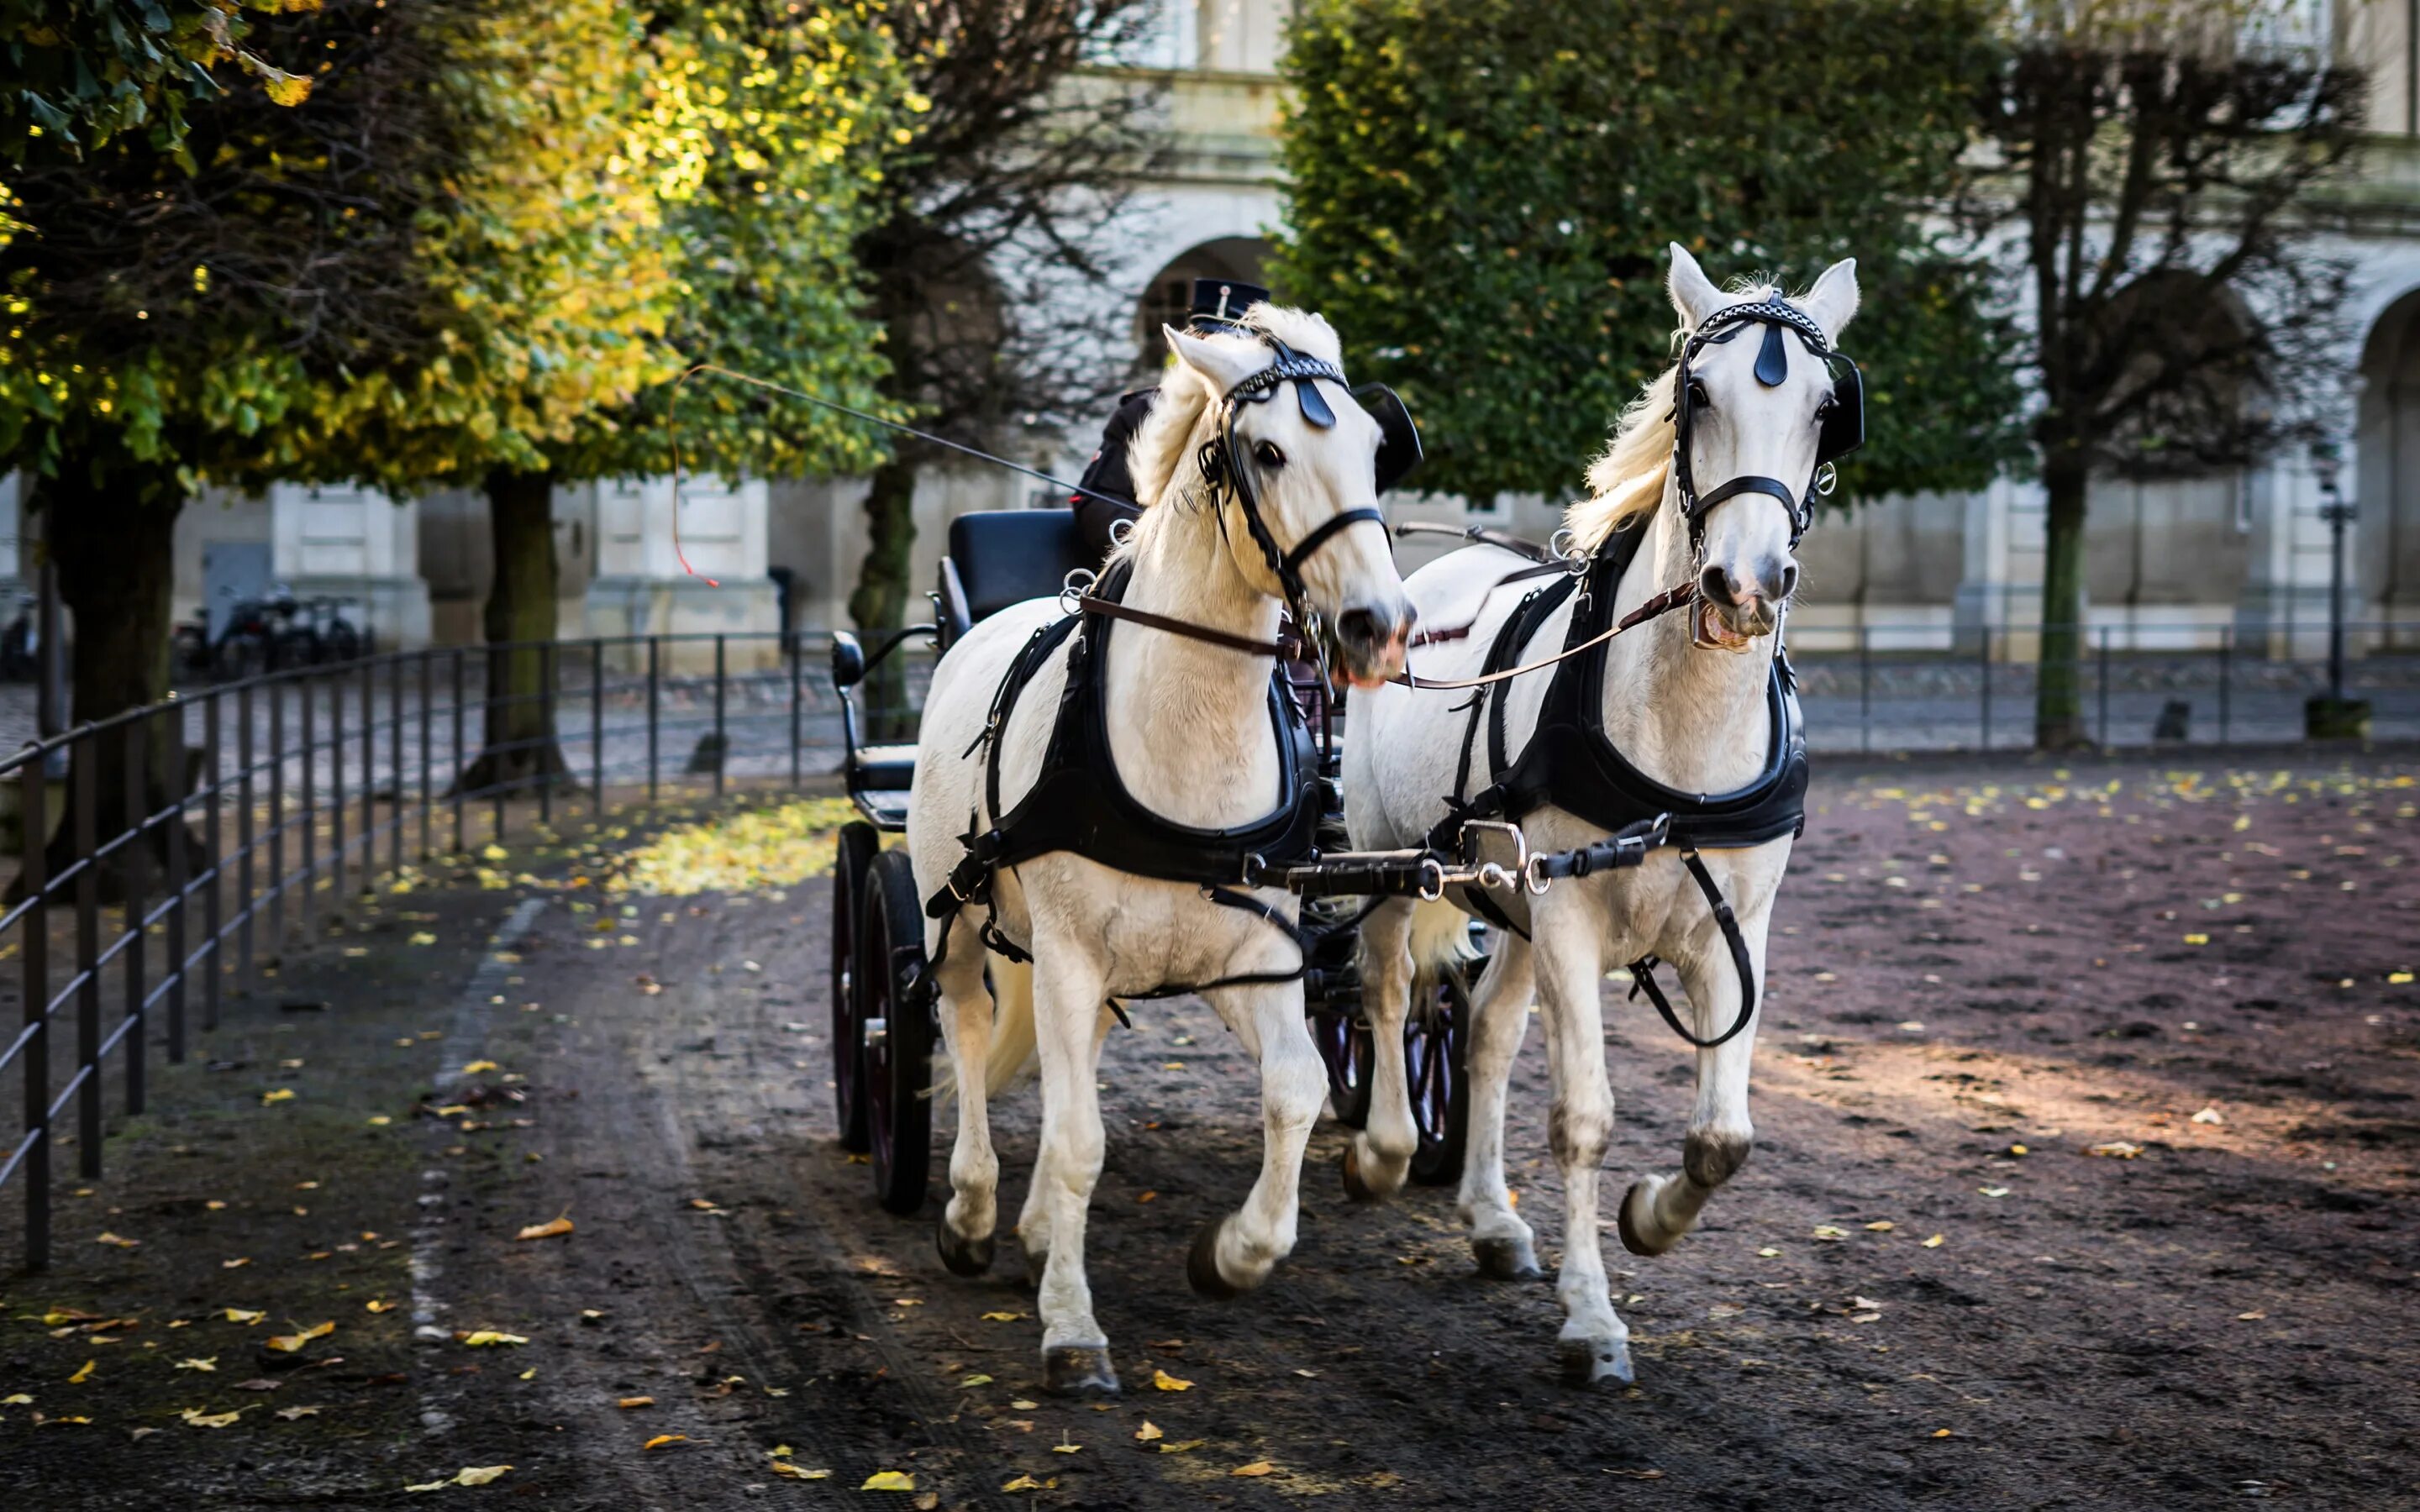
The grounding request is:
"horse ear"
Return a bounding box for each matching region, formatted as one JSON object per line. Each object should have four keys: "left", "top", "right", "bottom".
{"left": 1165, "top": 324, "right": 1265, "bottom": 397}
{"left": 1667, "top": 243, "right": 1725, "bottom": 331}
{"left": 1800, "top": 258, "right": 1860, "bottom": 340}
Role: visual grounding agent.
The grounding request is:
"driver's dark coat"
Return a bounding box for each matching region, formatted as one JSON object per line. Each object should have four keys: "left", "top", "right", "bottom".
{"left": 1071, "top": 387, "right": 1154, "bottom": 563}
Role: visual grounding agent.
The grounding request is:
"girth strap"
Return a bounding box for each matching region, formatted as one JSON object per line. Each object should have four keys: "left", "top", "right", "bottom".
{"left": 1623, "top": 850, "right": 1758, "bottom": 1050}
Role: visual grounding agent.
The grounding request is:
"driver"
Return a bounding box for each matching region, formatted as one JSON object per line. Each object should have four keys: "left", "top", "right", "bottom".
{"left": 1070, "top": 276, "right": 1270, "bottom": 563}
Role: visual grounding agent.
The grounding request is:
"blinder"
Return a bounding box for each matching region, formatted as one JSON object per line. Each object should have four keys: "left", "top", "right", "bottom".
{"left": 1356, "top": 383, "right": 1424, "bottom": 495}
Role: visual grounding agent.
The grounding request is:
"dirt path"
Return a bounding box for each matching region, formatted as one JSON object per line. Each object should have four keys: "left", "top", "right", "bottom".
{"left": 6, "top": 755, "right": 2417, "bottom": 1509}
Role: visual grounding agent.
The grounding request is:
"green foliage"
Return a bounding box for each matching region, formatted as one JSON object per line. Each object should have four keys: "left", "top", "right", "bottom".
{"left": 0, "top": 0, "right": 316, "bottom": 164}
{"left": 1272, "top": 0, "right": 2026, "bottom": 507}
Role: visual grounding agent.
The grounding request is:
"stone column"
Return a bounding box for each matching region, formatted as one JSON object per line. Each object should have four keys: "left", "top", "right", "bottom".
{"left": 1952, "top": 476, "right": 2046, "bottom": 660}
{"left": 269, "top": 483, "right": 433, "bottom": 650}
{"left": 2233, "top": 452, "right": 2333, "bottom": 659}
{"left": 583, "top": 475, "right": 781, "bottom": 672}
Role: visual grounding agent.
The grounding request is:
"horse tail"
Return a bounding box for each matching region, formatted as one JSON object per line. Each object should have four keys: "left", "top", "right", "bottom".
{"left": 981, "top": 955, "right": 1039, "bottom": 1099}
{"left": 1408, "top": 898, "right": 1478, "bottom": 997}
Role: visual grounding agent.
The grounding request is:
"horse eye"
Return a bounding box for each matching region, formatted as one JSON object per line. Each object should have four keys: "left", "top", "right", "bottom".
{"left": 1254, "top": 440, "right": 1286, "bottom": 469}
{"left": 1686, "top": 380, "right": 1712, "bottom": 410}
{"left": 1814, "top": 397, "right": 1838, "bottom": 424}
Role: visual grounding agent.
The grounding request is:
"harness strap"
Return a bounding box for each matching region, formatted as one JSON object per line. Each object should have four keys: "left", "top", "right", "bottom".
{"left": 1074, "top": 592, "right": 1303, "bottom": 661}
{"left": 1392, "top": 580, "right": 1695, "bottom": 693}
{"left": 1623, "top": 849, "right": 1758, "bottom": 1050}
{"left": 1280, "top": 507, "right": 1386, "bottom": 577}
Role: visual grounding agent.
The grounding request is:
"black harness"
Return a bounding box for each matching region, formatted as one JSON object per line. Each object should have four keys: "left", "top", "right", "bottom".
{"left": 1428, "top": 292, "right": 1855, "bottom": 1049}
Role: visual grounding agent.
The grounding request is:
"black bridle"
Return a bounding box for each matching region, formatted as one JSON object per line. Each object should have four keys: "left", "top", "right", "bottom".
{"left": 1669, "top": 295, "right": 1865, "bottom": 552}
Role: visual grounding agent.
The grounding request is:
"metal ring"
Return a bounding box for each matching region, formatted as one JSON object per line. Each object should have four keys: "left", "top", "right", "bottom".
{"left": 1417, "top": 856, "right": 1446, "bottom": 902}
{"left": 1814, "top": 462, "right": 1838, "bottom": 498}
{"left": 1549, "top": 527, "right": 1580, "bottom": 562}
{"left": 1524, "top": 853, "right": 1555, "bottom": 895}
{"left": 1107, "top": 517, "right": 1135, "bottom": 548}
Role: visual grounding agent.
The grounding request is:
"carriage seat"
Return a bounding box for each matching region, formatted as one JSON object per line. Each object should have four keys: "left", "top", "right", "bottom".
{"left": 849, "top": 743, "right": 918, "bottom": 795}
{"left": 935, "top": 508, "right": 1093, "bottom": 649}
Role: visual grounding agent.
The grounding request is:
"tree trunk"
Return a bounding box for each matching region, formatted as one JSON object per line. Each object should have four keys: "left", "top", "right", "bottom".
{"left": 456, "top": 467, "right": 571, "bottom": 794}
{"left": 12, "top": 469, "right": 197, "bottom": 903}
{"left": 2034, "top": 454, "right": 2091, "bottom": 749}
{"left": 848, "top": 455, "right": 920, "bottom": 741}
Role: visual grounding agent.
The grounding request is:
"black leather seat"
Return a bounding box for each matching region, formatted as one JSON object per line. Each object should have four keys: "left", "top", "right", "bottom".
{"left": 936, "top": 509, "right": 1093, "bottom": 648}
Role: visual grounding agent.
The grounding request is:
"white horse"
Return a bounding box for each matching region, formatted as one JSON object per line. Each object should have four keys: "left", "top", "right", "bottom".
{"left": 1343, "top": 244, "right": 1857, "bottom": 1384}
{"left": 908, "top": 305, "right": 1414, "bottom": 1394}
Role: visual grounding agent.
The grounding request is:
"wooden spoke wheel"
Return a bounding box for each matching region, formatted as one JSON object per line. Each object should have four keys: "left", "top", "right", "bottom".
{"left": 1406, "top": 962, "right": 1475, "bottom": 1186}
{"left": 830, "top": 822, "right": 881, "bottom": 1152}
{"left": 856, "top": 848, "right": 934, "bottom": 1216}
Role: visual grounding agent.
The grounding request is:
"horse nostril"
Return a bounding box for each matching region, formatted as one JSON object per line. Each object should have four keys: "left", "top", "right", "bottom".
{"left": 1698, "top": 565, "right": 1739, "bottom": 607}
{"left": 1777, "top": 562, "right": 1799, "bottom": 601}
{"left": 1336, "top": 607, "right": 1380, "bottom": 648}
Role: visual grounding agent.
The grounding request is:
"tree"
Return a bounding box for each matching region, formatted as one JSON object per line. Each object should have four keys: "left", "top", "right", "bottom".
{"left": 439, "top": 0, "right": 905, "bottom": 791}
{"left": 1965, "top": 7, "right": 2365, "bottom": 747}
{"left": 0, "top": 0, "right": 672, "bottom": 886}
{"left": 845, "top": 0, "right": 1168, "bottom": 680}
{"left": 1271, "top": 0, "right": 2027, "bottom": 509}
{"left": 0, "top": 0, "right": 314, "bottom": 162}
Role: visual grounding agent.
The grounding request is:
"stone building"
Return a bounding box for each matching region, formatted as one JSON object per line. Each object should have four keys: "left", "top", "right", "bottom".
{"left": 10, "top": 0, "right": 2417, "bottom": 663}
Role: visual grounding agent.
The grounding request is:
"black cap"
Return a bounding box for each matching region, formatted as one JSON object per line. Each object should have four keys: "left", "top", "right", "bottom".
{"left": 1188, "top": 277, "right": 1270, "bottom": 329}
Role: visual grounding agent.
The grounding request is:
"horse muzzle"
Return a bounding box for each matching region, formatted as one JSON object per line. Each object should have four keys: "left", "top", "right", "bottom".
{"left": 1691, "top": 595, "right": 1775, "bottom": 654}
{"left": 1334, "top": 601, "right": 1416, "bottom": 688}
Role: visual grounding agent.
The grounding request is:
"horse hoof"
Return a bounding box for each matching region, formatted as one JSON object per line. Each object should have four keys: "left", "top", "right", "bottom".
{"left": 1558, "top": 1333, "right": 1636, "bottom": 1389}
{"left": 1341, "top": 1143, "right": 1379, "bottom": 1203}
{"left": 1043, "top": 1344, "right": 1119, "bottom": 1396}
{"left": 1471, "top": 1234, "right": 1542, "bottom": 1280}
{"left": 935, "top": 1215, "right": 994, "bottom": 1278}
{"left": 1617, "top": 1178, "right": 1674, "bottom": 1257}
{"left": 1186, "top": 1221, "right": 1241, "bottom": 1301}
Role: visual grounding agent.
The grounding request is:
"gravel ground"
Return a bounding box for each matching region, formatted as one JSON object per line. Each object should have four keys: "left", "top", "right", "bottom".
{"left": 3, "top": 753, "right": 2416, "bottom": 1509}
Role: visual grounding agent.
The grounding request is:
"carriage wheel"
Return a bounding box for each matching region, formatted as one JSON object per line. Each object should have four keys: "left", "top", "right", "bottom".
{"left": 1406, "top": 962, "right": 1475, "bottom": 1186}
{"left": 857, "top": 848, "right": 934, "bottom": 1216}
{"left": 1312, "top": 1010, "right": 1376, "bottom": 1129}
{"left": 829, "top": 822, "right": 881, "bottom": 1152}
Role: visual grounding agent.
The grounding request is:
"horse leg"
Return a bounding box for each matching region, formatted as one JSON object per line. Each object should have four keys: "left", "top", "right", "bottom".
{"left": 932, "top": 917, "right": 999, "bottom": 1278}
{"left": 1192, "top": 983, "right": 1325, "bottom": 1299}
{"left": 1344, "top": 896, "right": 1418, "bottom": 1200}
{"left": 1532, "top": 921, "right": 1632, "bottom": 1387}
{"left": 1456, "top": 935, "right": 1541, "bottom": 1279}
{"left": 1619, "top": 911, "right": 1767, "bottom": 1258}
{"left": 1016, "top": 995, "right": 1113, "bottom": 1284}
{"left": 1028, "top": 953, "right": 1119, "bottom": 1394}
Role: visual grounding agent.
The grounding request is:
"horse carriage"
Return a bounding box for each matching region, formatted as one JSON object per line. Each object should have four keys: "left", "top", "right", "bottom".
{"left": 825, "top": 505, "right": 1478, "bottom": 1217}
{"left": 797, "top": 249, "right": 1861, "bottom": 1391}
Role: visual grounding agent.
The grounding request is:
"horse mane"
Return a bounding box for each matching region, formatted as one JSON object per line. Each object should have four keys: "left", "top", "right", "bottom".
{"left": 1563, "top": 281, "right": 1782, "bottom": 555}
{"left": 1123, "top": 302, "right": 1344, "bottom": 514}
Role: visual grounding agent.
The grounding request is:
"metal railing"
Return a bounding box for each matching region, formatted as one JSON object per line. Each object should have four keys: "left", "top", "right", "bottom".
{"left": 0, "top": 630, "right": 882, "bottom": 1273}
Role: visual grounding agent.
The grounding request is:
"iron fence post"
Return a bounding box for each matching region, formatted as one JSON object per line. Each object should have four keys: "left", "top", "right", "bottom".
{"left": 1979, "top": 622, "right": 1991, "bottom": 750}
{"left": 539, "top": 639, "right": 555, "bottom": 829}
{"left": 166, "top": 709, "right": 187, "bottom": 1063}
{"left": 713, "top": 635, "right": 728, "bottom": 802}
{"left": 202, "top": 691, "right": 220, "bottom": 1034}
{"left": 591, "top": 638, "right": 604, "bottom": 823}
{"left": 647, "top": 637, "right": 660, "bottom": 811}
{"left": 451, "top": 650, "right": 466, "bottom": 855}
{"left": 21, "top": 744, "right": 50, "bottom": 1270}
{"left": 419, "top": 654, "right": 433, "bottom": 862}
{"left": 1859, "top": 622, "right": 1871, "bottom": 755}
{"left": 301, "top": 677, "right": 315, "bottom": 945}
{"left": 360, "top": 656, "right": 375, "bottom": 893}
{"left": 2219, "top": 627, "right": 2232, "bottom": 744}
{"left": 74, "top": 727, "right": 101, "bottom": 1179}
{"left": 122, "top": 720, "right": 145, "bottom": 1117}
{"left": 789, "top": 633, "right": 802, "bottom": 790}
{"left": 391, "top": 656, "right": 405, "bottom": 877}
{"left": 2098, "top": 626, "right": 2111, "bottom": 748}
{"left": 241, "top": 684, "right": 259, "bottom": 988}
{"left": 332, "top": 671, "right": 348, "bottom": 906}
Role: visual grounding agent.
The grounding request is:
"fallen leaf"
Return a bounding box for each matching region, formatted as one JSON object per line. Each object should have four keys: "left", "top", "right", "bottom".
{"left": 260, "top": 1089, "right": 296, "bottom": 1106}
{"left": 1977, "top": 1187, "right": 2011, "bottom": 1198}
{"left": 2191, "top": 1106, "right": 2225, "bottom": 1126}
{"left": 980, "top": 1311, "right": 1025, "bottom": 1322}
{"left": 2237, "top": 1310, "right": 2267, "bottom": 1321}
{"left": 460, "top": 1060, "right": 498, "bottom": 1075}
{"left": 1002, "top": 1474, "right": 1046, "bottom": 1492}
{"left": 1160, "top": 1440, "right": 1207, "bottom": 1454}
{"left": 617, "top": 1396, "right": 655, "bottom": 1410}
{"left": 959, "top": 1373, "right": 993, "bottom": 1388}
{"left": 456, "top": 1467, "right": 511, "bottom": 1486}
{"left": 273, "top": 1405, "right": 323, "bottom": 1420}
{"left": 514, "top": 1216, "right": 575, "bottom": 1242}
{"left": 1010, "top": 1399, "right": 1040, "bottom": 1410}
{"left": 266, "top": 1322, "right": 335, "bottom": 1353}
{"left": 1921, "top": 1234, "right": 1945, "bottom": 1249}
{"left": 1811, "top": 1225, "right": 1848, "bottom": 1242}
{"left": 1864, "top": 1221, "right": 1896, "bottom": 1232}
{"left": 96, "top": 1231, "right": 140, "bottom": 1249}
{"left": 1932, "top": 1428, "right": 1954, "bottom": 1439}
{"left": 458, "top": 1331, "right": 527, "bottom": 1347}
{"left": 861, "top": 1470, "right": 916, "bottom": 1491}
{"left": 181, "top": 1407, "right": 242, "bottom": 1428}
{"left": 1231, "top": 1461, "right": 1276, "bottom": 1478}
{"left": 366, "top": 1299, "right": 394, "bottom": 1314}
{"left": 174, "top": 1357, "right": 218, "bottom": 1373}
{"left": 643, "top": 1434, "right": 689, "bottom": 1451}
{"left": 232, "top": 1379, "right": 281, "bottom": 1392}
{"left": 2, "top": 1394, "right": 31, "bottom": 1405}
{"left": 223, "top": 1258, "right": 252, "bottom": 1270}
{"left": 69, "top": 1360, "right": 96, "bottom": 1383}
{"left": 2087, "top": 1141, "right": 2143, "bottom": 1159}
{"left": 1135, "top": 1420, "right": 1164, "bottom": 1441}
{"left": 768, "top": 1461, "right": 826, "bottom": 1480}
{"left": 1152, "top": 1368, "right": 1193, "bottom": 1392}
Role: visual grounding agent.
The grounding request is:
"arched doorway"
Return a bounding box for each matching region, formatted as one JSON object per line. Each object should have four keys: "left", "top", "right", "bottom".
{"left": 1131, "top": 236, "right": 1276, "bottom": 374}
{"left": 2355, "top": 286, "right": 2420, "bottom": 649}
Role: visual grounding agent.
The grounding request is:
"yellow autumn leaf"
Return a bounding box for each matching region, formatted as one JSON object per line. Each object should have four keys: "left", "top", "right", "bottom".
{"left": 182, "top": 1407, "right": 243, "bottom": 1428}
{"left": 515, "top": 1215, "right": 575, "bottom": 1242}
{"left": 1158, "top": 1440, "right": 1207, "bottom": 1454}
{"left": 461, "top": 1060, "right": 498, "bottom": 1075}
{"left": 223, "top": 1309, "right": 266, "bottom": 1325}
{"left": 459, "top": 1331, "right": 528, "bottom": 1347}
{"left": 643, "top": 1433, "right": 690, "bottom": 1451}
{"left": 980, "top": 1311, "right": 1025, "bottom": 1322}
{"left": 454, "top": 1467, "right": 513, "bottom": 1486}
{"left": 3, "top": 1394, "right": 32, "bottom": 1405}
{"left": 1002, "top": 1474, "right": 1046, "bottom": 1492}
{"left": 260, "top": 1089, "right": 297, "bottom": 1105}
{"left": 266, "top": 1321, "right": 334, "bottom": 1353}
{"left": 96, "top": 1231, "right": 140, "bottom": 1248}
{"left": 618, "top": 1396, "right": 655, "bottom": 1409}
{"left": 175, "top": 1357, "right": 218, "bottom": 1373}
{"left": 1231, "top": 1461, "right": 1276, "bottom": 1477}
{"left": 366, "top": 1299, "right": 394, "bottom": 1314}
{"left": 68, "top": 1360, "right": 96, "bottom": 1384}
{"left": 1135, "top": 1420, "right": 1164, "bottom": 1441}
{"left": 861, "top": 1470, "right": 916, "bottom": 1491}
{"left": 768, "top": 1460, "right": 829, "bottom": 1480}
{"left": 1152, "top": 1368, "right": 1192, "bottom": 1391}
{"left": 1921, "top": 1234, "right": 1946, "bottom": 1248}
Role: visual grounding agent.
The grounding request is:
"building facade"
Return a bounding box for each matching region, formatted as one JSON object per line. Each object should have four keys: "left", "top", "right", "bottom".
{"left": 12, "top": 0, "right": 2417, "bottom": 661}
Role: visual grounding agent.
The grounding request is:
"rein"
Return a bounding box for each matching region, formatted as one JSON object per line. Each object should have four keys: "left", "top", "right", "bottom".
{"left": 1391, "top": 580, "right": 1697, "bottom": 691}
{"left": 1071, "top": 591, "right": 1304, "bottom": 661}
